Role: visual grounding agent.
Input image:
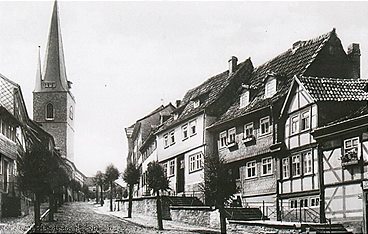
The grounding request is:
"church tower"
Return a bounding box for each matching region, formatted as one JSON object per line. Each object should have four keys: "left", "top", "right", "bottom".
{"left": 33, "top": 1, "right": 75, "bottom": 162}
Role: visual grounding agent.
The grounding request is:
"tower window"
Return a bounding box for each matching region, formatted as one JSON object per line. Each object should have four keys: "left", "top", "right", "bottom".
{"left": 46, "top": 103, "right": 54, "bottom": 120}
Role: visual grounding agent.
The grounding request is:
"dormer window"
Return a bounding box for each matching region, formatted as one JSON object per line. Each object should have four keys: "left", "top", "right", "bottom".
{"left": 240, "top": 90, "right": 250, "bottom": 109}
{"left": 173, "top": 113, "right": 179, "bottom": 120}
{"left": 193, "top": 99, "right": 200, "bottom": 108}
{"left": 265, "top": 76, "right": 277, "bottom": 98}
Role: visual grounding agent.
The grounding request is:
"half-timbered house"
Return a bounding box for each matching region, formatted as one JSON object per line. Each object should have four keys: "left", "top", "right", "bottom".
{"left": 312, "top": 105, "right": 368, "bottom": 233}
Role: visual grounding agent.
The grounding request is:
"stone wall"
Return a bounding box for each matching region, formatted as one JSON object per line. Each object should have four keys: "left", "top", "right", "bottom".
{"left": 117, "top": 196, "right": 171, "bottom": 220}
{"left": 228, "top": 222, "right": 295, "bottom": 234}
{"left": 170, "top": 206, "right": 220, "bottom": 228}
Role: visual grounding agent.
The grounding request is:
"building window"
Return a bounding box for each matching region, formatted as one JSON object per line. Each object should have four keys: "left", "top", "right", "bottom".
{"left": 291, "top": 115, "right": 299, "bottom": 134}
{"left": 301, "top": 111, "right": 310, "bottom": 130}
{"left": 189, "top": 120, "right": 196, "bottom": 136}
{"left": 189, "top": 153, "right": 203, "bottom": 173}
{"left": 163, "top": 163, "right": 168, "bottom": 176}
{"left": 219, "top": 131, "right": 227, "bottom": 148}
{"left": 292, "top": 155, "right": 301, "bottom": 176}
{"left": 246, "top": 161, "right": 257, "bottom": 178}
{"left": 265, "top": 77, "right": 277, "bottom": 98}
{"left": 343, "top": 137, "right": 359, "bottom": 161}
{"left": 282, "top": 158, "right": 289, "bottom": 179}
{"left": 164, "top": 134, "right": 169, "bottom": 148}
{"left": 262, "top": 157, "right": 273, "bottom": 175}
{"left": 0, "top": 119, "right": 16, "bottom": 142}
{"left": 290, "top": 199, "right": 297, "bottom": 209}
{"left": 240, "top": 91, "right": 249, "bottom": 108}
{"left": 303, "top": 151, "right": 313, "bottom": 174}
{"left": 168, "top": 159, "right": 175, "bottom": 177}
{"left": 46, "top": 103, "right": 54, "bottom": 120}
{"left": 182, "top": 124, "right": 188, "bottom": 140}
{"left": 69, "top": 106, "right": 73, "bottom": 120}
{"left": 170, "top": 130, "right": 175, "bottom": 145}
{"left": 310, "top": 197, "right": 320, "bottom": 207}
{"left": 193, "top": 99, "right": 200, "bottom": 108}
{"left": 227, "top": 127, "right": 236, "bottom": 144}
{"left": 260, "top": 117, "right": 270, "bottom": 136}
{"left": 244, "top": 122, "right": 254, "bottom": 139}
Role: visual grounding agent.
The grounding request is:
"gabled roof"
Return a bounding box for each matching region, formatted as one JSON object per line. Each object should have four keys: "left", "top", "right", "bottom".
{"left": 209, "top": 29, "right": 338, "bottom": 129}
{"left": 298, "top": 76, "right": 368, "bottom": 101}
{"left": 156, "top": 58, "right": 253, "bottom": 133}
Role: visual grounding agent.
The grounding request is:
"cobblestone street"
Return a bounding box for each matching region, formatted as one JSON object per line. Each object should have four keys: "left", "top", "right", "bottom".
{"left": 34, "top": 202, "right": 214, "bottom": 234}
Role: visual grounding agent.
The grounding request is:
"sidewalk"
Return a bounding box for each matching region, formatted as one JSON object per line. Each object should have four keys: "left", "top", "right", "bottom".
{"left": 94, "top": 200, "right": 220, "bottom": 233}
{"left": 0, "top": 203, "right": 48, "bottom": 234}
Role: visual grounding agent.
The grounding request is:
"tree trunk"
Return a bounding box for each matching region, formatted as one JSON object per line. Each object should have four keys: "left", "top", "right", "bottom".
{"left": 156, "top": 190, "right": 163, "bottom": 230}
{"left": 96, "top": 185, "right": 99, "bottom": 204}
{"left": 219, "top": 205, "right": 227, "bottom": 234}
{"left": 48, "top": 192, "right": 55, "bottom": 222}
{"left": 100, "top": 184, "right": 104, "bottom": 206}
{"left": 110, "top": 181, "right": 113, "bottom": 212}
{"left": 34, "top": 193, "right": 41, "bottom": 229}
{"left": 128, "top": 184, "right": 133, "bottom": 218}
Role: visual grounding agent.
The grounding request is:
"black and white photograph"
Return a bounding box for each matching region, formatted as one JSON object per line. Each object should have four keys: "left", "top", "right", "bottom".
{"left": 0, "top": 1, "right": 368, "bottom": 233}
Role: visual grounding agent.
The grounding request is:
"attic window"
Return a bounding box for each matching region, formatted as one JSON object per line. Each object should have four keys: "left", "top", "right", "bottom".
{"left": 240, "top": 90, "right": 250, "bottom": 109}
{"left": 173, "top": 113, "right": 179, "bottom": 120}
{"left": 265, "top": 76, "right": 277, "bottom": 98}
{"left": 193, "top": 99, "right": 200, "bottom": 108}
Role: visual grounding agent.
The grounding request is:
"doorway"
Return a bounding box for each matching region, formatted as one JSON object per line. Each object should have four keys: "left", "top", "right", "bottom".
{"left": 176, "top": 155, "right": 185, "bottom": 193}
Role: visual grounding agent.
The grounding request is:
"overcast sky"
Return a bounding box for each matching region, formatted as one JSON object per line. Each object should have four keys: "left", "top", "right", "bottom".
{"left": 0, "top": 1, "right": 367, "bottom": 177}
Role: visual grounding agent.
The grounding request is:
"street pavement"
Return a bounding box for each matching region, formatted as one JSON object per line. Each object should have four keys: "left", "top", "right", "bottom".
{"left": 34, "top": 202, "right": 219, "bottom": 233}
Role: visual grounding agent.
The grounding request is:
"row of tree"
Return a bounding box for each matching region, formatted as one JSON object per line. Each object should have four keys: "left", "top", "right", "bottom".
{"left": 121, "top": 156, "right": 236, "bottom": 233}
{"left": 17, "top": 138, "right": 84, "bottom": 228}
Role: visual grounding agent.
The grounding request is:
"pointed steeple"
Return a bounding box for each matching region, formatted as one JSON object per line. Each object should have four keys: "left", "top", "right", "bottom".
{"left": 43, "top": 0, "right": 69, "bottom": 91}
{"left": 34, "top": 46, "right": 42, "bottom": 92}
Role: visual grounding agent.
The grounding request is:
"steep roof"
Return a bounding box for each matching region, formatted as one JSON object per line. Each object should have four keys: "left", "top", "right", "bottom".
{"left": 157, "top": 58, "right": 253, "bottom": 133}
{"left": 209, "top": 29, "right": 337, "bottom": 129}
{"left": 298, "top": 76, "right": 368, "bottom": 101}
{"left": 39, "top": 1, "right": 70, "bottom": 92}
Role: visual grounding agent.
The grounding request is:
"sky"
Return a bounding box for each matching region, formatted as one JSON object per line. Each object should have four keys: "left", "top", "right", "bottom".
{"left": 0, "top": 1, "right": 368, "bottom": 177}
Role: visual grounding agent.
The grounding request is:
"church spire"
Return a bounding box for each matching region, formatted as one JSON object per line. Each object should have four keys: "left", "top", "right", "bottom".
{"left": 34, "top": 46, "right": 42, "bottom": 92}
{"left": 43, "top": 0, "right": 69, "bottom": 91}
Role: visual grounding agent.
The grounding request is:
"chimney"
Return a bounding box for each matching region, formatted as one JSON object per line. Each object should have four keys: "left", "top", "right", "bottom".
{"left": 175, "top": 100, "right": 181, "bottom": 108}
{"left": 347, "top": 43, "right": 361, "bottom": 79}
{"left": 228, "top": 56, "right": 238, "bottom": 75}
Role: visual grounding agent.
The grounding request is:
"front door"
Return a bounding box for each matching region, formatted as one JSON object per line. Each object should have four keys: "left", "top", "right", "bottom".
{"left": 176, "top": 155, "right": 185, "bottom": 193}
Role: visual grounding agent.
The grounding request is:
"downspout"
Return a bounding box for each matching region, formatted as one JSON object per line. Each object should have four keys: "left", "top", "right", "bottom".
{"left": 270, "top": 102, "right": 281, "bottom": 221}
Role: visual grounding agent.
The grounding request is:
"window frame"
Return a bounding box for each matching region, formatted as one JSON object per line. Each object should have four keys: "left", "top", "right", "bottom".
{"left": 168, "top": 159, "right": 175, "bottom": 177}
{"left": 265, "top": 77, "right": 277, "bottom": 98}
{"left": 182, "top": 124, "right": 188, "bottom": 140}
{"left": 260, "top": 117, "right": 270, "bottom": 136}
{"left": 219, "top": 131, "right": 227, "bottom": 149}
{"left": 291, "top": 115, "right": 299, "bottom": 134}
{"left": 343, "top": 137, "right": 360, "bottom": 157}
{"left": 303, "top": 151, "right": 313, "bottom": 175}
{"left": 239, "top": 90, "right": 250, "bottom": 108}
{"left": 189, "top": 120, "right": 197, "bottom": 136}
{"left": 45, "top": 103, "right": 54, "bottom": 120}
{"left": 261, "top": 157, "right": 273, "bottom": 176}
{"left": 193, "top": 99, "right": 200, "bottom": 108}
{"left": 189, "top": 152, "right": 203, "bottom": 173}
{"left": 169, "top": 130, "right": 175, "bottom": 145}
{"left": 246, "top": 160, "right": 257, "bottom": 179}
{"left": 227, "top": 127, "right": 236, "bottom": 144}
{"left": 282, "top": 157, "right": 289, "bottom": 179}
{"left": 244, "top": 122, "right": 254, "bottom": 139}
{"left": 291, "top": 155, "right": 301, "bottom": 177}
{"left": 164, "top": 134, "right": 169, "bottom": 148}
{"left": 301, "top": 111, "right": 310, "bottom": 131}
